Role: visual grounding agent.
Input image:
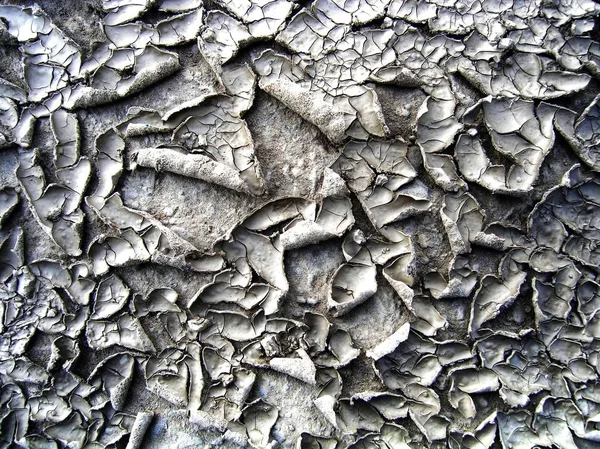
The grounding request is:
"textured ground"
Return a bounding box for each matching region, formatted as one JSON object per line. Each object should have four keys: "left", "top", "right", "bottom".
{"left": 1, "top": 1, "right": 600, "bottom": 448}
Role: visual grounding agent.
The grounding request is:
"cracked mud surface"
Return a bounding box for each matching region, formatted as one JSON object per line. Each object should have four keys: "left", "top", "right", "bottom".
{"left": 1, "top": 0, "right": 600, "bottom": 448}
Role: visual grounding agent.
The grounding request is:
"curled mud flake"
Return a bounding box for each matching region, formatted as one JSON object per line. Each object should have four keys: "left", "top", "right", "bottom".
{"left": 125, "top": 411, "right": 154, "bottom": 449}
{"left": 102, "top": 22, "right": 154, "bottom": 49}
{"left": 88, "top": 229, "right": 153, "bottom": 275}
{"left": 0, "top": 228, "right": 24, "bottom": 283}
{"left": 194, "top": 278, "right": 282, "bottom": 313}
{"left": 366, "top": 322, "right": 410, "bottom": 360}
{"left": 132, "top": 101, "right": 266, "bottom": 195}
{"left": 242, "top": 399, "right": 279, "bottom": 449}
{"left": 89, "top": 352, "right": 135, "bottom": 411}
{"left": 276, "top": 8, "right": 349, "bottom": 58}
{"left": 476, "top": 332, "right": 557, "bottom": 407}
{"left": 358, "top": 178, "right": 432, "bottom": 229}
{"left": 233, "top": 227, "right": 288, "bottom": 292}
{"left": 0, "top": 357, "right": 49, "bottom": 385}
{"left": 64, "top": 46, "right": 180, "bottom": 109}
{"left": 349, "top": 423, "right": 414, "bottom": 448}
{"left": 304, "top": 312, "right": 330, "bottom": 355}
{"left": 529, "top": 167, "right": 600, "bottom": 267}
{"left": 388, "top": 0, "right": 438, "bottom": 23}
{"left": 203, "top": 346, "right": 233, "bottom": 381}
{"left": 408, "top": 295, "right": 447, "bottom": 337}
{"left": 441, "top": 191, "right": 485, "bottom": 255}
{"left": 405, "top": 386, "right": 448, "bottom": 442}
{"left": 313, "top": 328, "right": 360, "bottom": 368}
{"left": 270, "top": 348, "right": 317, "bottom": 384}
{"left": 91, "top": 274, "right": 130, "bottom": 320}
{"left": 86, "top": 312, "right": 155, "bottom": 353}
{"left": 456, "top": 52, "right": 591, "bottom": 99}
{"left": 351, "top": 392, "right": 409, "bottom": 422}
{"left": 29, "top": 390, "right": 71, "bottom": 423}
{"left": 0, "top": 6, "right": 81, "bottom": 102}
{"left": 552, "top": 36, "right": 600, "bottom": 78}
{"left": 198, "top": 11, "right": 255, "bottom": 69}
{"left": 0, "top": 188, "right": 19, "bottom": 227}
{"left": 456, "top": 98, "right": 557, "bottom": 194}
{"left": 296, "top": 433, "right": 338, "bottom": 449}
{"left": 449, "top": 414, "right": 497, "bottom": 449}
{"left": 16, "top": 149, "right": 87, "bottom": 256}
{"left": 416, "top": 92, "right": 463, "bottom": 156}
{"left": 254, "top": 50, "right": 388, "bottom": 144}
{"left": 216, "top": 0, "right": 294, "bottom": 39}
{"left": 103, "top": 0, "right": 153, "bottom": 26}
{"left": 469, "top": 251, "right": 528, "bottom": 336}
{"left": 332, "top": 139, "right": 417, "bottom": 194}
{"left": 280, "top": 199, "right": 355, "bottom": 250}
{"left": 48, "top": 335, "right": 80, "bottom": 371}
{"left": 159, "top": 0, "right": 203, "bottom": 12}
{"left": 375, "top": 331, "right": 442, "bottom": 391}
{"left": 132, "top": 143, "right": 251, "bottom": 193}
{"left": 205, "top": 309, "right": 266, "bottom": 342}
{"left": 88, "top": 193, "right": 220, "bottom": 273}
{"left": 145, "top": 343, "right": 203, "bottom": 410}
{"left": 447, "top": 367, "right": 500, "bottom": 419}
{"left": 221, "top": 63, "right": 257, "bottom": 116}
{"left": 92, "top": 129, "right": 125, "bottom": 200}
{"left": 43, "top": 412, "right": 87, "bottom": 448}
{"left": 328, "top": 247, "right": 377, "bottom": 317}
{"left": 0, "top": 409, "right": 29, "bottom": 446}
{"left": 243, "top": 198, "right": 313, "bottom": 232}
{"left": 50, "top": 109, "right": 79, "bottom": 169}
{"left": 133, "top": 288, "right": 180, "bottom": 317}
{"left": 497, "top": 411, "right": 550, "bottom": 449}
{"left": 151, "top": 8, "right": 205, "bottom": 47}
{"left": 554, "top": 95, "right": 600, "bottom": 171}
{"left": 336, "top": 398, "right": 384, "bottom": 434}
{"left": 201, "top": 368, "right": 255, "bottom": 422}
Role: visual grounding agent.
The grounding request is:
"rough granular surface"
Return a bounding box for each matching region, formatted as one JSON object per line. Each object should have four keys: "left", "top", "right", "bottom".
{"left": 1, "top": 0, "right": 600, "bottom": 448}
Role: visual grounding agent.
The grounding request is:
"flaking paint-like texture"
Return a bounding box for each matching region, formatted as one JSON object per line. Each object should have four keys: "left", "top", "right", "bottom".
{"left": 1, "top": 0, "right": 600, "bottom": 448}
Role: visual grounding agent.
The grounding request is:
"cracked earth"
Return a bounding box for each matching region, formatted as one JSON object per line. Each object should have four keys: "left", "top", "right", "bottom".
{"left": 1, "top": 0, "right": 600, "bottom": 448}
